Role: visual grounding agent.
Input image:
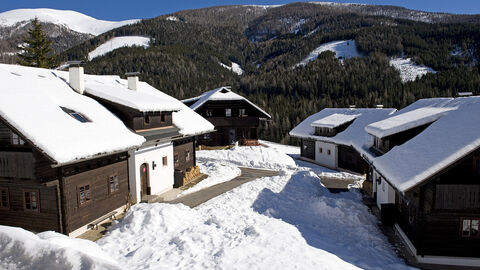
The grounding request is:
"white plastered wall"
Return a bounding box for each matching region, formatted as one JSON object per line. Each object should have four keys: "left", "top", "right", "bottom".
{"left": 128, "top": 142, "right": 174, "bottom": 203}
{"left": 315, "top": 141, "right": 337, "bottom": 169}
{"left": 374, "top": 170, "right": 396, "bottom": 209}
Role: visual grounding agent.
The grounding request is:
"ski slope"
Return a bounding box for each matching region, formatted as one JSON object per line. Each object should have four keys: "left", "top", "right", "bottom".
{"left": 296, "top": 39, "right": 363, "bottom": 67}
{"left": 0, "top": 8, "right": 139, "bottom": 35}
{"left": 88, "top": 36, "right": 150, "bottom": 60}
{"left": 389, "top": 58, "right": 436, "bottom": 83}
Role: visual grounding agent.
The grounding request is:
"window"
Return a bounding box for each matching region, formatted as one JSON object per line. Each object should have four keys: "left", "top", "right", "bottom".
{"left": 174, "top": 155, "right": 179, "bottom": 166}
{"left": 239, "top": 108, "right": 246, "bottom": 117}
{"left": 161, "top": 114, "right": 166, "bottom": 123}
{"left": 24, "top": 189, "right": 39, "bottom": 211}
{"left": 473, "top": 155, "right": 480, "bottom": 175}
{"left": 185, "top": 151, "right": 190, "bottom": 161}
{"left": 61, "top": 107, "right": 90, "bottom": 123}
{"left": 78, "top": 184, "right": 91, "bottom": 206}
{"left": 225, "top": 108, "right": 231, "bottom": 117}
{"left": 327, "top": 149, "right": 331, "bottom": 155}
{"left": 319, "top": 147, "right": 323, "bottom": 154}
{"left": 461, "top": 218, "right": 480, "bottom": 238}
{"left": 0, "top": 188, "right": 9, "bottom": 209}
{"left": 203, "top": 133, "right": 211, "bottom": 140}
{"left": 144, "top": 115, "right": 150, "bottom": 125}
{"left": 206, "top": 109, "right": 213, "bottom": 117}
{"left": 108, "top": 175, "right": 119, "bottom": 194}
{"left": 11, "top": 132, "right": 25, "bottom": 145}
{"left": 163, "top": 156, "right": 168, "bottom": 166}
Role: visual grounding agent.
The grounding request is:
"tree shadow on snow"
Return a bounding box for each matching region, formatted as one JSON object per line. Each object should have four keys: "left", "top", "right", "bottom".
{"left": 251, "top": 169, "right": 411, "bottom": 270}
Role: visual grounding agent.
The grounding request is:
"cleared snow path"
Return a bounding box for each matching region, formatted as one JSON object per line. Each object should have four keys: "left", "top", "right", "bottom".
{"left": 88, "top": 36, "right": 150, "bottom": 60}
{"left": 168, "top": 167, "right": 278, "bottom": 207}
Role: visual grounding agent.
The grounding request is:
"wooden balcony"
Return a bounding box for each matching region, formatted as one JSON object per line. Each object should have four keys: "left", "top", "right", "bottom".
{"left": 206, "top": 117, "right": 259, "bottom": 127}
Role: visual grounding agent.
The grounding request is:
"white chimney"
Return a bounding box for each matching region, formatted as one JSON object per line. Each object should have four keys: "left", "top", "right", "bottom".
{"left": 126, "top": 72, "right": 140, "bottom": 91}
{"left": 68, "top": 61, "right": 85, "bottom": 94}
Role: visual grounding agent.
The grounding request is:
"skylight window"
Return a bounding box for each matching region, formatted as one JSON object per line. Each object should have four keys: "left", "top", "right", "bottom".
{"left": 61, "top": 107, "right": 90, "bottom": 123}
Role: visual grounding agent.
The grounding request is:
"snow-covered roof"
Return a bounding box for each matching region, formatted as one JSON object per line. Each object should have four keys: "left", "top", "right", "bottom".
{"left": 76, "top": 75, "right": 182, "bottom": 113}
{"left": 365, "top": 107, "right": 455, "bottom": 138}
{"left": 367, "top": 97, "right": 480, "bottom": 192}
{"left": 289, "top": 108, "right": 396, "bottom": 150}
{"left": 183, "top": 87, "right": 271, "bottom": 119}
{"left": 0, "top": 64, "right": 145, "bottom": 165}
{"left": 311, "top": 113, "right": 360, "bottom": 129}
{"left": 53, "top": 72, "right": 214, "bottom": 137}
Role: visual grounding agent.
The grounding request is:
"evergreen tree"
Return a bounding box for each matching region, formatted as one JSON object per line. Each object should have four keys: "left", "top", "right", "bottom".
{"left": 17, "top": 18, "right": 55, "bottom": 68}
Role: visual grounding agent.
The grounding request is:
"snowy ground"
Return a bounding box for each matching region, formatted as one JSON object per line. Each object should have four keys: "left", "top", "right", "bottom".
{"left": 88, "top": 36, "right": 150, "bottom": 60}
{"left": 0, "top": 143, "right": 414, "bottom": 270}
{"left": 219, "top": 62, "right": 244, "bottom": 75}
{"left": 389, "top": 58, "right": 436, "bottom": 83}
{"left": 295, "top": 40, "right": 364, "bottom": 67}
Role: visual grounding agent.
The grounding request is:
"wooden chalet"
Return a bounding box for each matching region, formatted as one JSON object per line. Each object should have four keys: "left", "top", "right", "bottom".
{"left": 68, "top": 70, "right": 214, "bottom": 199}
{"left": 183, "top": 87, "right": 271, "bottom": 146}
{"left": 0, "top": 64, "right": 144, "bottom": 236}
{"left": 362, "top": 97, "right": 480, "bottom": 268}
{"left": 289, "top": 108, "right": 395, "bottom": 175}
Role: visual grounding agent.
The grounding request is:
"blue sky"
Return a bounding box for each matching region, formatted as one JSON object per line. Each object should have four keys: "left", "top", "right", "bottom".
{"left": 1, "top": 1, "right": 479, "bottom": 21}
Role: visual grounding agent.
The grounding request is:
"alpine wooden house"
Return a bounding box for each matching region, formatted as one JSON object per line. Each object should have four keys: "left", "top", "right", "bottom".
{"left": 183, "top": 87, "right": 271, "bottom": 146}
{"left": 362, "top": 97, "right": 480, "bottom": 268}
{"left": 0, "top": 64, "right": 145, "bottom": 237}
{"left": 289, "top": 108, "right": 395, "bottom": 174}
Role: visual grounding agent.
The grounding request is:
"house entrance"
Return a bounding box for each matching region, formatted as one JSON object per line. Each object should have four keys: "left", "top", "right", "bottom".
{"left": 140, "top": 163, "right": 150, "bottom": 196}
{"left": 228, "top": 129, "right": 236, "bottom": 144}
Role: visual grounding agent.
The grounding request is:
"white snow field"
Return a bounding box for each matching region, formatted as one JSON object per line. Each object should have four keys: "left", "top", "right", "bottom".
{"left": 296, "top": 39, "right": 363, "bottom": 67}
{"left": 219, "top": 62, "right": 244, "bottom": 75}
{"left": 88, "top": 36, "right": 150, "bottom": 60}
{"left": 0, "top": 8, "right": 139, "bottom": 35}
{"left": 0, "top": 144, "right": 414, "bottom": 270}
{"left": 389, "top": 58, "right": 436, "bottom": 83}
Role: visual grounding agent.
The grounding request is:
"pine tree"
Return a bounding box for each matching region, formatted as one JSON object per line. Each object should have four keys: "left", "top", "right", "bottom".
{"left": 17, "top": 18, "right": 55, "bottom": 68}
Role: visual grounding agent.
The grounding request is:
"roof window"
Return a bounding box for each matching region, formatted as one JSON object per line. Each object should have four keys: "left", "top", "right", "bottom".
{"left": 61, "top": 107, "right": 90, "bottom": 123}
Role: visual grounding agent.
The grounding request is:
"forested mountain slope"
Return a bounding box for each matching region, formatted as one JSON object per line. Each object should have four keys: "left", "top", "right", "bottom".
{"left": 59, "top": 2, "right": 480, "bottom": 144}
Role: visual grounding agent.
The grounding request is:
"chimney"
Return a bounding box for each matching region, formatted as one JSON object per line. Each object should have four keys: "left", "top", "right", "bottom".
{"left": 125, "top": 72, "right": 140, "bottom": 91}
{"left": 68, "top": 61, "right": 85, "bottom": 94}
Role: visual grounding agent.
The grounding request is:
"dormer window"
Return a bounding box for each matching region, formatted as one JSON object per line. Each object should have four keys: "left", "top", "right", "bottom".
{"left": 61, "top": 107, "right": 90, "bottom": 123}
{"left": 11, "top": 132, "right": 25, "bottom": 146}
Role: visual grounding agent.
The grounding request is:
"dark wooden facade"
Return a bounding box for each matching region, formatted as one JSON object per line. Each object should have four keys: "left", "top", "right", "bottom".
{"left": 187, "top": 100, "right": 268, "bottom": 146}
{"left": 337, "top": 145, "right": 368, "bottom": 174}
{"left": 386, "top": 148, "right": 480, "bottom": 257}
{"left": 173, "top": 137, "right": 197, "bottom": 188}
{"left": 300, "top": 139, "right": 316, "bottom": 160}
{"left": 0, "top": 120, "right": 130, "bottom": 235}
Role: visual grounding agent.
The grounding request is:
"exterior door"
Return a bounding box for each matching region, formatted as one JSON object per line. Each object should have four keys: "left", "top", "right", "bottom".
{"left": 140, "top": 163, "right": 150, "bottom": 196}
{"left": 228, "top": 129, "right": 236, "bottom": 144}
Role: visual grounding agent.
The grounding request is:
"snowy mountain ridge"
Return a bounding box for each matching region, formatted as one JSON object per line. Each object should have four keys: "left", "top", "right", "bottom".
{"left": 0, "top": 8, "right": 139, "bottom": 35}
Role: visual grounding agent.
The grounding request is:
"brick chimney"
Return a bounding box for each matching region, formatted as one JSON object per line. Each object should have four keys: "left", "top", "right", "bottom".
{"left": 68, "top": 61, "right": 85, "bottom": 94}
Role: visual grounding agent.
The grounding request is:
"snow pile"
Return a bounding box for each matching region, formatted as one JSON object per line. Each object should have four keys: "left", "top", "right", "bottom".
{"left": 196, "top": 145, "right": 297, "bottom": 170}
{"left": 219, "top": 62, "right": 244, "bottom": 75}
{"left": 98, "top": 145, "right": 411, "bottom": 269}
{"left": 183, "top": 87, "right": 271, "bottom": 119}
{"left": 181, "top": 161, "right": 241, "bottom": 195}
{"left": 296, "top": 39, "right": 363, "bottom": 67}
{"left": 0, "top": 8, "right": 139, "bottom": 35}
{"left": 259, "top": 140, "right": 300, "bottom": 156}
{"left": 389, "top": 58, "right": 436, "bottom": 83}
{"left": 88, "top": 36, "right": 150, "bottom": 60}
{"left": 0, "top": 226, "right": 119, "bottom": 270}
{"left": 0, "top": 64, "right": 144, "bottom": 165}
